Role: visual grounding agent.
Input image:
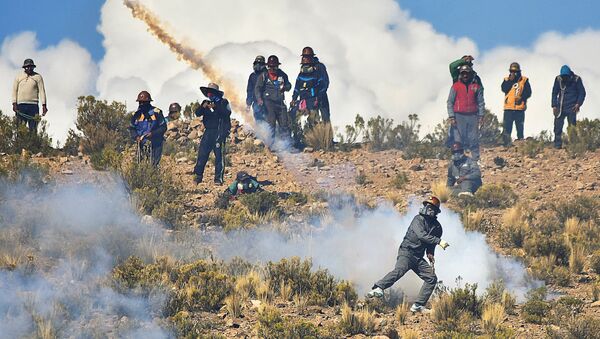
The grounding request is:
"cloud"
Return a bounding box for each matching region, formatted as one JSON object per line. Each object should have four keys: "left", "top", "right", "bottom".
{"left": 0, "top": 32, "right": 97, "bottom": 144}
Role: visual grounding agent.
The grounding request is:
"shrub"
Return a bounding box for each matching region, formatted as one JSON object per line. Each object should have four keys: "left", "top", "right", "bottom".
{"left": 285, "top": 192, "right": 308, "bottom": 206}
{"left": 0, "top": 110, "right": 53, "bottom": 155}
{"left": 391, "top": 171, "right": 409, "bottom": 189}
{"left": 524, "top": 234, "right": 569, "bottom": 264}
{"left": 0, "top": 155, "right": 49, "bottom": 188}
{"left": 304, "top": 122, "right": 333, "bottom": 151}
{"left": 338, "top": 303, "right": 375, "bottom": 336}
{"left": 169, "top": 311, "right": 223, "bottom": 339}
{"left": 479, "top": 109, "right": 502, "bottom": 146}
{"left": 521, "top": 287, "right": 549, "bottom": 324}
{"left": 462, "top": 209, "right": 485, "bottom": 232}
{"left": 565, "top": 118, "right": 600, "bottom": 157}
{"left": 395, "top": 298, "right": 410, "bottom": 325}
{"left": 62, "top": 129, "right": 81, "bottom": 155}
{"left": 256, "top": 305, "right": 321, "bottom": 339}
{"left": 551, "top": 195, "right": 599, "bottom": 223}
{"left": 567, "top": 316, "right": 600, "bottom": 339}
{"left": 336, "top": 114, "right": 365, "bottom": 151}
{"left": 224, "top": 291, "right": 243, "bottom": 318}
{"left": 239, "top": 191, "right": 279, "bottom": 216}
{"left": 355, "top": 170, "right": 368, "bottom": 186}
{"left": 473, "top": 184, "right": 517, "bottom": 209}
{"left": 222, "top": 206, "right": 252, "bottom": 232}
{"left": 592, "top": 282, "right": 600, "bottom": 302}
{"left": 334, "top": 280, "right": 358, "bottom": 307}
{"left": 499, "top": 205, "right": 529, "bottom": 248}
{"left": 400, "top": 329, "right": 420, "bottom": 339}
{"left": 591, "top": 250, "right": 600, "bottom": 274}
{"left": 431, "top": 180, "right": 451, "bottom": 203}
{"left": 518, "top": 138, "right": 545, "bottom": 158}
{"left": 432, "top": 282, "right": 482, "bottom": 332}
{"left": 569, "top": 245, "right": 585, "bottom": 273}
{"left": 214, "top": 191, "right": 232, "bottom": 210}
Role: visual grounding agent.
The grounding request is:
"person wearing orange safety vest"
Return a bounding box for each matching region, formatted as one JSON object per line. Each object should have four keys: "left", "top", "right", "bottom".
{"left": 501, "top": 62, "right": 531, "bottom": 145}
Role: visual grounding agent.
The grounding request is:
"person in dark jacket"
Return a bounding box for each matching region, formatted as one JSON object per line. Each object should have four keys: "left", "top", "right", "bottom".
{"left": 447, "top": 143, "right": 482, "bottom": 196}
{"left": 193, "top": 83, "right": 231, "bottom": 185}
{"left": 226, "top": 171, "right": 262, "bottom": 196}
{"left": 501, "top": 62, "right": 532, "bottom": 145}
{"left": 166, "top": 102, "right": 181, "bottom": 122}
{"left": 254, "top": 55, "right": 292, "bottom": 139}
{"left": 449, "top": 55, "right": 483, "bottom": 87}
{"left": 551, "top": 65, "right": 586, "bottom": 148}
{"left": 300, "top": 47, "right": 330, "bottom": 123}
{"left": 246, "top": 55, "right": 267, "bottom": 122}
{"left": 367, "top": 196, "right": 450, "bottom": 313}
{"left": 291, "top": 55, "right": 322, "bottom": 146}
{"left": 129, "top": 90, "right": 167, "bottom": 166}
{"left": 447, "top": 65, "right": 485, "bottom": 161}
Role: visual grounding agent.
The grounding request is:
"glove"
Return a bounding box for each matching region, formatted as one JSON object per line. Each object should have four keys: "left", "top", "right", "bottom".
{"left": 552, "top": 107, "right": 559, "bottom": 118}
{"left": 439, "top": 240, "right": 450, "bottom": 250}
{"left": 448, "top": 117, "right": 457, "bottom": 126}
{"left": 427, "top": 253, "right": 435, "bottom": 265}
{"left": 42, "top": 104, "right": 48, "bottom": 116}
{"left": 12, "top": 103, "right": 17, "bottom": 113}
{"left": 574, "top": 104, "right": 580, "bottom": 113}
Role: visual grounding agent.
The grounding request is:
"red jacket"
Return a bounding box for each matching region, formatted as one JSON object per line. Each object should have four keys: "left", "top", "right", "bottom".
{"left": 447, "top": 80, "right": 485, "bottom": 116}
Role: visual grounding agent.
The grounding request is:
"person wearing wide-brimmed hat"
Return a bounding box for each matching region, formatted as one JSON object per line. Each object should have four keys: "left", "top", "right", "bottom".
{"left": 193, "top": 83, "right": 231, "bottom": 185}
{"left": 12, "top": 58, "right": 48, "bottom": 132}
{"left": 254, "top": 55, "right": 292, "bottom": 138}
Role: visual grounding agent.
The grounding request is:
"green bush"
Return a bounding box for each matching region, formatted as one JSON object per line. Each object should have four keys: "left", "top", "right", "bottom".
{"left": 480, "top": 110, "right": 502, "bottom": 146}
{"left": 75, "top": 96, "right": 130, "bottom": 155}
{"left": 169, "top": 311, "right": 223, "bottom": 339}
{"left": 472, "top": 184, "right": 517, "bottom": 209}
{"left": 62, "top": 129, "right": 81, "bottom": 155}
{"left": 566, "top": 118, "right": 600, "bottom": 157}
{"left": 432, "top": 281, "right": 483, "bottom": 333}
{"left": 0, "top": 155, "right": 49, "bottom": 188}
{"left": 524, "top": 233, "right": 569, "bottom": 264}
{"left": 566, "top": 316, "right": 600, "bottom": 339}
{"left": 591, "top": 250, "right": 600, "bottom": 274}
{"left": 551, "top": 195, "right": 599, "bottom": 223}
{"left": 521, "top": 287, "right": 550, "bottom": 324}
{"left": 0, "top": 110, "right": 53, "bottom": 155}
{"left": 256, "top": 305, "right": 322, "bottom": 339}
{"left": 336, "top": 114, "right": 365, "bottom": 151}
{"left": 239, "top": 191, "right": 279, "bottom": 216}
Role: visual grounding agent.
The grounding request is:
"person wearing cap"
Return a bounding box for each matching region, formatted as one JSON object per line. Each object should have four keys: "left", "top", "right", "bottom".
{"left": 501, "top": 62, "right": 532, "bottom": 145}
{"left": 254, "top": 55, "right": 292, "bottom": 139}
{"left": 225, "top": 171, "right": 262, "bottom": 196}
{"left": 447, "top": 142, "right": 482, "bottom": 197}
{"left": 367, "top": 196, "right": 449, "bottom": 313}
{"left": 129, "top": 90, "right": 167, "bottom": 166}
{"left": 300, "top": 47, "right": 331, "bottom": 124}
{"left": 551, "top": 65, "right": 586, "bottom": 148}
{"left": 449, "top": 55, "right": 483, "bottom": 87}
{"left": 290, "top": 54, "right": 322, "bottom": 147}
{"left": 447, "top": 64, "right": 485, "bottom": 161}
{"left": 246, "top": 55, "right": 267, "bottom": 122}
{"left": 166, "top": 103, "right": 182, "bottom": 122}
{"left": 193, "top": 83, "right": 232, "bottom": 185}
{"left": 12, "top": 58, "right": 48, "bottom": 132}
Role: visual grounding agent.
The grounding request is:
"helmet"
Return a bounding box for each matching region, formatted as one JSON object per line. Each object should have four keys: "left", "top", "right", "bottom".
{"left": 169, "top": 102, "right": 181, "bottom": 112}
{"left": 254, "top": 55, "right": 266, "bottom": 65}
{"left": 301, "top": 46, "right": 315, "bottom": 56}
{"left": 136, "top": 90, "right": 153, "bottom": 102}
{"left": 423, "top": 196, "right": 441, "bottom": 211}
{"left": 451, "top": 143, "right": 464, "bottom": 153}
{"left": 22, "top": 59, "right": 36, "bottom": 68}
{"left": 301, "top": 56, "right": 314, "bottom": 65}
{"left": 236, "top": 171, "right": 251, "bottom": 181}
{"left": 509, "top": 62, "right": 521, "bottom": 72}
{"left": 458, "top": 65, "right": 472, "bottom": 73}
{"left": 267, "top": 55, "right": 281, "bottom": 67}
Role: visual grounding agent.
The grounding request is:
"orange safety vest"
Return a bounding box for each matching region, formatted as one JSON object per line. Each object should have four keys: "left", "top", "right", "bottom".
{"left": 504, "top": 76, "right": 528, "bottom": 110}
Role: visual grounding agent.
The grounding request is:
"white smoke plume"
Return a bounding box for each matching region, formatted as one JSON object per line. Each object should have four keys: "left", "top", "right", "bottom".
{"left": 0, "top": 32, "right": 97, "bottom": 143}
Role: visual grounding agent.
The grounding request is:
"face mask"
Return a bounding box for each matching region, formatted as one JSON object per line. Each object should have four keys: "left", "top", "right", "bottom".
{"left": 253, "top": 64, "right": 265, "bottom": 72}
{"left": 419, "top": 204, "right": 439, "bottom": 218}
{"left": 452, "top": 153, "right": 464, "bottom": 162}
{"left": 301, "top": 65, "right": 315, "bottom": 73}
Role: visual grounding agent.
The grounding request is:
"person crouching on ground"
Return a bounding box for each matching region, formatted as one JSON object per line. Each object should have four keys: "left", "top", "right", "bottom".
{"left": 447, "top": 142, "right": 482, "bottom": 197}
{"left": 193, "top": 83, "right": 231, "bottom": 185}
{"left": 367, "top": 196, "right": 450, "bottom": 313}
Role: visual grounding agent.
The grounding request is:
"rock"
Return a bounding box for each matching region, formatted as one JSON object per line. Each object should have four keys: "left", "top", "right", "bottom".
{"left": 226, "top": 319, "right": 241, "bottom": 328}
{"left": 59, "top": 157, "right": 69, "bottom": 164}
{"left": 141, "top": 215, "right": 154, "bottom": 225}
{"left": 189, "top": 118, "right": 202, "bottom": 129}
{"left": 176, "top": 157, "right": 188, "bottom": 164}
{"left": 250, "top": 299, "right": 262, "bottom": 309}
{"left": 189, "top": 130, "right": 198, "bottom": 140}
{"left": 303, "top": 147, "right": 314, "bottom": 153}
{"left": 409, "top": 164, "right": 424, "bottom": 171}
{"left": 253, "top": 139, "right": 264, "bottom": 146}
{"left": 591, "top": 300, "right": 600, "bottom": 307}
{"left": 33, "top": 152, "right": 43, "bottom": 158}
{"left": 576, "top": 181, "right": 585, "bottom": 190}
{"left": 61, "top": 169, "right": 74, "bottom": 175}
{"left": 371, "top": 336, "right": 390, "bottom": 339}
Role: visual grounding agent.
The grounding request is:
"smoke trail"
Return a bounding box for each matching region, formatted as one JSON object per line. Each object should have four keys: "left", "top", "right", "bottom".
{"left": 122, "top": 0, "right": 251, "bottom": 124}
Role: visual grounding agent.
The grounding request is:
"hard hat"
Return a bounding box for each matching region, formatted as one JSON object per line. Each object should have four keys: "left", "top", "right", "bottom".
{"left": 267, "top": 55, "right": 281, "bottom": 67}
{"left": 509, "top": 62, "right": 521, "bottom": 72}
{"left": 301, "top": 46, "right": 315, "bottom": 56}
{"left": 136, "top": 90, "right": 153, "bottom": 102}
{"left": 423, "top": 196, "right": 441, "bottom": 211}
{"left": 22, "top": 59, "right": 36, "bottom": 68}
{"left": 254, "top": 55, "right": 266, "bottom": 65}
{"left": 169, "top": 102, "right": 181, "bottom": 112}
{"left": 458, "top": 65, "right": 472, "bottom": 73}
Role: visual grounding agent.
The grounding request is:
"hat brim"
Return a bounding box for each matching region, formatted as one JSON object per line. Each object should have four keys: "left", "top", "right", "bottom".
{"left": 22, "top": 64, "right": 36, "bottom": 68}
{"left": 423, "top": 201, "right": 441, "bottom": 212}
{"left": 200, "top": 87, "right": 224, "bottom": 97}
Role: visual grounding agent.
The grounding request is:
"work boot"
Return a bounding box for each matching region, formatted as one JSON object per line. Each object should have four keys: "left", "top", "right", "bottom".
{"left": 410, "top": 303, "right": 431, "bottom": 314}
{"left": 458, "top": 191, "right": 474, "bottom": 198}
{"left": 194, "top": 175, "right": 203, "bottom": 184}
{"left": 366, "top": 287, "right": 384, "bottom": 298}
{"left": 214, "top": 179, "right": 224, "bottom": 186}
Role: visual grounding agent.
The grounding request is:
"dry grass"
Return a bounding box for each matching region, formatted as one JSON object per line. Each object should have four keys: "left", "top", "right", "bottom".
{"left": 304, "top": 122, "right": 333, "bottom": 151}
{"left": 395, "top": 298, "right": 410, "bottom": 325}
{"left": 280, "top": 280, "right": 293, "bottom": 301}
{"left": 225, "top": 291, "right": 243, "bottom": 318}
{"left": 431, "top": 180, "right": 450, "bottom": 203}
{"left": 501, "top": 204, "right": 527, "bottom": 227}
{"left": 564, "top": 217, "right": 580, "bottom": 241}
{"left": 256, "top": 280, "right": 271, "bottom": 303}
{"left": 339, "top": 303, "right": 375, "bottom": 335}
{"left": 501, "top": 291, "right": 517, "bottom": 315}
{"left": 591, "top": 282, "right": 600, "bottom": 302}
{"left": 293, "top": 293, "right": 308, "bottom": 315}
{"left": 234, "top": 270, "right": 262, "bottom": 300}
{"left": 481, "top": 303, "right": 505, "bottom": 334}
{"left": 463, "top": 209, "right": 485, "bottom": 232}
{"left": 400, "top": 328, "right": 420, "bottom": 339}
{"left": 569, "top": 244, "right": 586, "bottom": 274}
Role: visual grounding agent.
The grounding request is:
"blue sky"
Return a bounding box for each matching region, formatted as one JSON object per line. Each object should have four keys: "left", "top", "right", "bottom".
{"left": 0, "top": 0, "right": 599, "bottom": 61}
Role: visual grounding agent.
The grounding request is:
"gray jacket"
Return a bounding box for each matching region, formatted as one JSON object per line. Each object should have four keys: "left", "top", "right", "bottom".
{"left": 398, "top": 214, "right": 443, "bottom": 258}
{"left": 447, "top": 157, "right": 482, "bottom": 187}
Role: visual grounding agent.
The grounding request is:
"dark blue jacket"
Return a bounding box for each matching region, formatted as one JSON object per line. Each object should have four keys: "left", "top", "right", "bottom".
{"left": 399, "top": 214, "right": 442, "bottom": 258}
{"left": 254, "top": 69, "right": 292, "bottom": 103}
{"left": 314, "top": 57, "right": 330, "bottom": 94}
{"left": 195, "top": 98, "right": 231, "bottom": 142}
{"left": 246, "top": 70, "right": 265, "bottom": 106}
{"left": 129, "top": 104, "right": 166, "bottom": 145}
{"left": 552, "top": 73, "right": 586, "bottom": 115}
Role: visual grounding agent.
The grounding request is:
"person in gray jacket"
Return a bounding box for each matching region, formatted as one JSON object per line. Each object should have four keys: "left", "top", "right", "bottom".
{"left": 367, "top": 196, "right": 450, "bottom": 313}
{"left": 447, "top": 65, "right": 485, "bottom": 160}
{"left": 447, "top": 143, "right": 482, "bottom": 197}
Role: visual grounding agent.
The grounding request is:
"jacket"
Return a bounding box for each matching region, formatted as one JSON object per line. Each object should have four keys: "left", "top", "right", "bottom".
{"left": 449, "top": 58, "right": 484, "bottom": 87}
{"left": 552, "top": 73, "right": 586, "bottom": 115}
{"left": 195, "top": 98, "right": 232, "bottom": 142}
{"left": 447, "top": 78, "right": 485, "bottom": 117}
{"left": 447, "top": 157, "right": 482, "bottom": 187}
{"left": 254, "top": 69, "right": 291, "bottom": 103}
{"left": 246, "top": 70, "right": 265, "bottom": 106}
{"left": 129, "top": 104, "right": 167, "bottom": 145}
{"left": 314, "top": 57, "right": 330, "bottom": 94}
{"left": 398, "top": 214, "right": 443, "bottom": 258}
{"left": 502, "top": 74, "right": 531, "bottom": 111}
{"left": 292, "top": 67, "right": 321, "bottom": 102}
{"left": 227, "top": 177, "right": 262, "bottom": 196}
{"left": 12, "top": 71, "right": 47, "bottom": 105}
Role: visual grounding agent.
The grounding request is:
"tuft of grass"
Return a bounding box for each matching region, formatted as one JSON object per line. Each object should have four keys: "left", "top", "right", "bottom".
{"left": 339, "top": 303, "right": 375, "bottom": 335}
{"left": 481, "top": 303, "right": 505, "bottom": 334}
{"left": 462, "top": 209, "right": 485, "bottom": 232}
{"left": 224, "top": 291, "right": 243, "bottom": 318}
{"left": 591, "top": 282, "right": 600, "bottom": 302}
{"left": 431, "top": 180, "right": 450, "bottom": 203}
{"left": 473, "top": 183, "right": 518, "bottom": 209}
{"left": 391, "top": 171, "right": 410, "bottom": 189}
{"left": 400, "top": 329, "right": 420, "bottom": 339}
{"left": 499, "top": 205, "right": 529, "bottom": 248}
{"left": 304, "top": 122, "right": 333, "bottom": 151}
{"left": 395, "top": 298, "right": 410, "bottom": 325}
{"left": 293, "top": 293, "right": 308, "bottom": 315}
{"left": 355, "top": 170, "right": 368, "bottom": 186}
{"left": 569, "top": 244, "right": 585, "bottom": 274}
{"left": 279, "top": 280, "right": 293, "bottom": 301}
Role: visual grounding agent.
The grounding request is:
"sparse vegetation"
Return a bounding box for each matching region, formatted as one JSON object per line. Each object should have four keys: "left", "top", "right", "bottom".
{"left": 0, "top": 110, "right": 53, "bottom": 155}
{"left": 431, "top": 180, "right": 451, "bottom": 202}
{"left": 472, "top": 183, "right": 517, "bottom": 209}
{"left": 304, "top": 122, "right": 333, "bottom": 151}
{"left": 391, "top": 171, "right": 409, "bottom": 189}
{"left": 565, "top": 118, "right": 600, "bottom": 157}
